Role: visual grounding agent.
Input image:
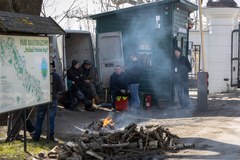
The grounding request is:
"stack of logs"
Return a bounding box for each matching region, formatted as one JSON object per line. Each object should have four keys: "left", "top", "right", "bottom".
{"left": 49, "top": 122, "right": 193, "bottom": 160}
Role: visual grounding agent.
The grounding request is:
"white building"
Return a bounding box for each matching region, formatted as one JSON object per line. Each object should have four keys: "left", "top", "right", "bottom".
{"left": 189, "top": 7, "right": 240, "bottom": 93}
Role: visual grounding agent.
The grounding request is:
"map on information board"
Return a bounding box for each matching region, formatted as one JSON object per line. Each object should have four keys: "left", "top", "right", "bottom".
{"left": 0, "top": 35, "right": 51, "bottom": 114}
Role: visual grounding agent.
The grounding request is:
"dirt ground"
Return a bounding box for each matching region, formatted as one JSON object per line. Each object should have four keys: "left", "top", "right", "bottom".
{"left": 51, "top": 90, "right": 240, "bottom": 159}
{"left": 1, "top": 90, "right": 240, "bottom": 159}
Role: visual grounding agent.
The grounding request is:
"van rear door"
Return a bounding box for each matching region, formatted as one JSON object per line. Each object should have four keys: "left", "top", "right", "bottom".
{"left": 98, "top": 32, "right": 124, "bottom": 88}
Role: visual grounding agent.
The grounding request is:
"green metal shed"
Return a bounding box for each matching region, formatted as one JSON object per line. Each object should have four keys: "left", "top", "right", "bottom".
{"left": 91, "top": 0, "right": 197, "bottom": 105}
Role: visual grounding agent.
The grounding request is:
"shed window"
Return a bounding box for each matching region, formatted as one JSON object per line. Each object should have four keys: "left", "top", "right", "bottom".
{"left": 137, "top": 40, "right": 152, "bottom": 67}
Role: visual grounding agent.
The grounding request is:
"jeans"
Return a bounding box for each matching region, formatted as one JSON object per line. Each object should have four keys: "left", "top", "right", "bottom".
{"left": 129, "top": 84, "right": 140, "bottom": 110}
{"left": 73, "top": 89, "right": 86, "bottom": 106}
{"left": 75, "top": 89, "right": 85, "bottom": 101}
{"left": 175, "top": 82, "right": 190, "bottom": 108}
{"left": 34, "top": 98, "right": 58, "bottom": 140}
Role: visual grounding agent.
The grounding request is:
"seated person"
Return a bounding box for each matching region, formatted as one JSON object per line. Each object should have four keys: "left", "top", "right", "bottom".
{"left": 110, "top": 65, "right": 128, "bottom": 110}
{"left": 79, "top": 59, "right": 103, "bottom": 104}
{"left": 67, "top": 59, "right": 93, "bottom": 111}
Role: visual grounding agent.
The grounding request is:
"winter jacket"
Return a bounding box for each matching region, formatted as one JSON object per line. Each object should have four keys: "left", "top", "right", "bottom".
{"left": 67, "top": 67, "right": 82, "bottom": 90}
{"left": 67, "top": 67, "right": 82, "bottom": 82}
{"left": 172, "top": 56, "right": 191, "bottom": 84}
{"left": 52, "top": 71, "right": 65, "bottom": 99}
{"left": 110, "top": 72, "right": 128, "bottom": 93}
{"left": 126, "top": 61, "right": 143, "bottom": 84}
{"left": 79, "top": 65, "right": 97, "bottom": 85}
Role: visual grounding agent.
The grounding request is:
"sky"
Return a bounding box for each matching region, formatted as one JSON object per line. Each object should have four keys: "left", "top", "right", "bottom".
{"left": 43, "top": 0, "right": 240, "bottom": 30}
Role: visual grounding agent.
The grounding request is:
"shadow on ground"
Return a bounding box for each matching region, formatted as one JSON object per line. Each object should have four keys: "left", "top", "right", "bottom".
{"left": 166, "top": 137, "right": 240, "bottom": 159}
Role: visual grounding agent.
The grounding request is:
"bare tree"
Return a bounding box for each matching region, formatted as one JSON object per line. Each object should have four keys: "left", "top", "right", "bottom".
{"left": 0, "top": 0, "right": 43, "bottom": 15}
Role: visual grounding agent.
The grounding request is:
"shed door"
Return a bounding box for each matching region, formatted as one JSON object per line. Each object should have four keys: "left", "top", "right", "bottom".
{"left": 98, "top": 32, "right": 124, "bottom": 88}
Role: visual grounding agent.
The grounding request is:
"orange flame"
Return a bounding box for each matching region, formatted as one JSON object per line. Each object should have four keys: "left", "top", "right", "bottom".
{"left": 102, "top": 116, "right": 114, "bottom": 127}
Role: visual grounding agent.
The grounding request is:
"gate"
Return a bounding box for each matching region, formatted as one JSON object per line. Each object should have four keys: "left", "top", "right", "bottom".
{"left": 189, "top": 45, "right": 201, "bottom": 90}
{"left": 231, "top": 28, "right": 240, "bottom": 87}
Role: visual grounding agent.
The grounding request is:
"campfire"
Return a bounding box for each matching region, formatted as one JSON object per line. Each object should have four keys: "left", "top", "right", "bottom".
{"left": 102, "top": 116, "right": 114, "bottom": 128}
{"left": 85, "top": 116, "right": 115, "bottom": 131}
{"left": 46, "top": 118, "right": 194, "bottom": 160}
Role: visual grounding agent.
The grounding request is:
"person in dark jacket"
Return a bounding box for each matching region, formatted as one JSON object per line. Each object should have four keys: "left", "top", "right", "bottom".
{"left": 110, "top": 65, "right": 128, "bottom": 110}
{"left": 78, "top": 59, "right": 102, "bottom": 104}
{"left": 172, "top": 47, "right": 192, "bottom": 108}
{"left": 33, "top": 60, "right": 65, "bottom": 142}
{"left": 126, "top": 54, "right": 143, "bottom": 114}
{"left": 67, "top": 59, "right": 93, "bottom": 111}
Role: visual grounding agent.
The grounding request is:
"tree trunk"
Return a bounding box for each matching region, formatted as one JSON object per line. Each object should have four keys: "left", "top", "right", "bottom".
{"left": 0, "top": 0, "right": 43, "bottom": 15}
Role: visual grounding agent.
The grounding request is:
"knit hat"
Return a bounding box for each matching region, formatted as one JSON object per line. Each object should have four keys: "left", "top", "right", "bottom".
{"left": 83, "top": 59, "right": 92, "bottom": 65}
{"left": 72, "top": 59, "right": 79, "bottom": 67}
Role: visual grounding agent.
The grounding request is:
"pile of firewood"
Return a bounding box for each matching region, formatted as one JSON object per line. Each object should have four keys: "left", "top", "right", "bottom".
{"left": 47, "top": 121, "right": 193, "bottom": 160}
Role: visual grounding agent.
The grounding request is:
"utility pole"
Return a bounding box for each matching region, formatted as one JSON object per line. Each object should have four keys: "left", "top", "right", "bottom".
{"left": 199, "top": 0, "right": 206, "bottom": 72}
{"left": 197, "top": 0, "right": 208, "bottom": 111}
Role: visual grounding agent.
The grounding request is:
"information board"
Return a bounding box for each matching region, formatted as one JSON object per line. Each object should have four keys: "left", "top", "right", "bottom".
{"left": 0, "top": 35, "right": 51, "bottom": 114}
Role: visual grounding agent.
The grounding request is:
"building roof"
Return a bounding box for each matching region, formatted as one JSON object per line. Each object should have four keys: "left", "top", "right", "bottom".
{"left": 0, "top": 11, "right": 65, "bottom": 34}
{"left": 90, "top": 0, "right": 198, "bottom": 19}
{"left": 65, "top": 30, "right": 91, "bottom": 34}
{"left": 207, "top": 0, "right": 238, "bottom": 8}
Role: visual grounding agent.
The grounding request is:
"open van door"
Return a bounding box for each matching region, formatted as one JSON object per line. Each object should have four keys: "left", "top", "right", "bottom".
{"left": 98, "top": 32, "right": 124, "bottom": 88}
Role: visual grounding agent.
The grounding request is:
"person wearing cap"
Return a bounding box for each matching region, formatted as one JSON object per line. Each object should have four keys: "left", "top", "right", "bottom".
{"left": 172, "top": 47, "right": 192, "bottom": 108}
{"left": 79, "top": 59, "right": 102, "bottom": 104}
{"left": 67, "top": 59, "right": 93, "bottom": 111}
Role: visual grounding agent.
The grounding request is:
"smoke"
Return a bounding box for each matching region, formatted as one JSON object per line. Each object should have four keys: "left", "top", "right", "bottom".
{"left": 96, "top": 2, "right": 197, "bottom": 120}
{"left": 107, "top": 104, "right": 198, "bottom": 130}
{"left": 107, "top": 111, "right": 152, "bottom": 129}
{"left": 114, "top": 6, "right": 173, "bottom": 108}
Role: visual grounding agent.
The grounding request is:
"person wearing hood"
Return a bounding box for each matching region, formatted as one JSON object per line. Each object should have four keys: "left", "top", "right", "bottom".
{"left": 67, "top": 59, "right": 93, "bottom": 111}
{"left": 172, "top": 47, "right": 192, "bottom": 108}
